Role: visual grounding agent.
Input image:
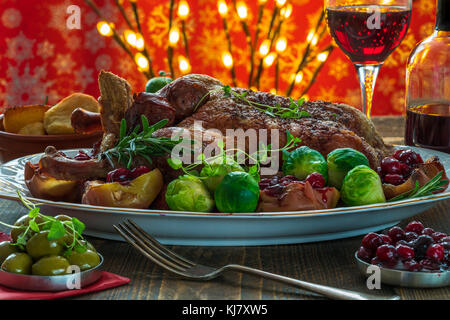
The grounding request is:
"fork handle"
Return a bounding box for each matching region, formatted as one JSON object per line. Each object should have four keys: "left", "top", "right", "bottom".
{"left": 223, "top": 264, "right": 399, "bottom": 300}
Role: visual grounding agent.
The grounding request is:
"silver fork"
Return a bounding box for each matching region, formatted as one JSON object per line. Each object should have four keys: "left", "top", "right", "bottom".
{"left": 113, "top": 219, "right": 400, "bottom": 300}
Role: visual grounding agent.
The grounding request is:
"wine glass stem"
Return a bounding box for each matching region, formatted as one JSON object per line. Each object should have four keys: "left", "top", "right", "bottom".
{"left": 355, "top": 64, "right": 381, "bottom": 119}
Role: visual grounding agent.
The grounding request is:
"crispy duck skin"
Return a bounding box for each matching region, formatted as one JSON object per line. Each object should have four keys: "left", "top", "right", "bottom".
{"left": 37, "top": 72, "right": 392, "bottom": 182}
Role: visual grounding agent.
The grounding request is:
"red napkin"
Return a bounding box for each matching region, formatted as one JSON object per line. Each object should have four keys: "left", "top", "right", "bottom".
{"left": 0, "top": 232, "right": 130, "bottom": 300}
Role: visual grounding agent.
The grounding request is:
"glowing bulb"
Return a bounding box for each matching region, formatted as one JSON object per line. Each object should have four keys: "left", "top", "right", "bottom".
{"left": 222, "top": 52, "right": 233, "bottom": 69}
{"left": 263, "top": 52, "right": 276, "bottom": 67}
{"left": 275, "top": 37, "right": 287, "bottom": 53}
{"left": 270, "top": 88, "right": 277, "bottom": 94}
{"left": 178, "top": 55, "right": 191, "bottom": 73}
{"left": 135, "top": 34, "right": 145, "bottom": 51}
{"left": 295, "top": 72, "right": 303, "bottom": 83}
{"left": 236, "top": 1, "right": 248, "bottom": 19}
{"left": 135, "top": 53, "right": 149, "bottom": 71}
{"left": 317, "top": 52, "right": 328, "bottom": 62}
{"left": 218, "top": 0, "right": 228, "bottom": 17}
{"left": 124, "top": 30, "right": 137, "bottom": 47}
{"left": 178, "top": 0, "right": 190, "bottom": 19}
{"left": 169, "top": 27, "right": 180, "bottom": 45}
{"left": 312, "top": 35, "right": 318, "bottom": 46}
{"left": 259, "top": 39, "right": 271, "bottom": 57}
{"left": 97, "top": 21, "right": 113, "bottom": 37}
{"left": 275, "top": 0, "right": 287, "bottom": 8}
{"left": 283, "top": 3, "right": 292, "bottom": 18}
{"left": 307, "top": 30, "right": 315, "bottom": 42}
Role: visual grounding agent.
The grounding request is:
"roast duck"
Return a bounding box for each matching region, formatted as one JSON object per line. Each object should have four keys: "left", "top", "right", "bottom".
{"left": 26, "top": 71, "right": 445, "bottom": 210}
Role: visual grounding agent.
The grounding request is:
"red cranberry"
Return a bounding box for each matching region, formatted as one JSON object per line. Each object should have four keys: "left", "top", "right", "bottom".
{"left": 396, "top": 244, "right": 415, "bottom": 260}
{"left": 399, "top": 163, "right": 412, "bottom": 177}
{"left": 422, "top": 228, "right": 435, "bottom": 236}
{"left": 381, "top": 157, "right": 402, "bottom": 175}
{"left": 431, "top": 232, "right": 447, "bottom": 243}
{"left": 376, "top": 244, "right": 398, "bottom": 263}
{"left": 106, "top": 168, "right": 133, "bottom": 184}
{"left": 403, "top": 259, "right": 422, "bottom": 272}
{"left": 387, "top": 226, "right": 405, "bottom": 243}
{"left": 362, "top": 233, "right": 384, "bottom": 250}
{"left": 393, "top": 149, "right": 404, "bottom": 160}
{"left": 397, "top": 149, "right": 424, "bottom": 165}
{"left": 405, "top": 232, "right": 418, "bottom": 242}
{"left": 383, "top": 174, "right": 405, "bottom": 186}
{"left": 440, "top": 242, "right": 450, "bottom": 251}
{"left": 420, "top": 258, "right": 441, "bottom": 271}
{"left": 304, "top": 172, "right": 325, "bottom": 188}
{"left": 405, "top": 221, "right": 424, "bottom": 234}
{"left": 439, "top": 236, "right": 450, "bottom": 243}
{"left": 370, "top": 257, "right": 381, "bottom": 266}
{"left": 426, "top": 244, "right": 445, "bottom": 262}
{"left": 265, "top": 184, "right": 285, "bottom": 197}
{"left": 259, "top": 178, "right": 271, "bottom": 189}
{"left": 380, "top": 234, "right": 393, "bottom": 245}
{"left": 396, "top": 240, "right": 410, "bottom": 247}
{"left": 131, "top": 166, "right": 151, "bottom": 179}
{"left": 73, "top": 150, "right": 92, "bottom": 161}
{"left": 412, "top": 235, "right": 434, "bottom": 258}
{"left": 357, "top": 246, "right": 373, "bottom": 262}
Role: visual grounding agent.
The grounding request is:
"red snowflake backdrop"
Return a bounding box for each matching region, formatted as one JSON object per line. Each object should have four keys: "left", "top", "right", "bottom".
{"left": 0, "top": 0, "right": 437, "bottom": 116}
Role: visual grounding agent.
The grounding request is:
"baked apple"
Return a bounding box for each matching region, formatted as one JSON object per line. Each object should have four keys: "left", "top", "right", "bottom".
{"left": 24, "top": 162, "right": 80, "bottom": 202}
{"left": 81, "top": 168, "right": 163, "bottom": 208}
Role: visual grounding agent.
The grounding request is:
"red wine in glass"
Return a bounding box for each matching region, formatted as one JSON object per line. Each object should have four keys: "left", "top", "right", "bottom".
{"left": 326, "top": 6, "right": 411, "bottom": 64}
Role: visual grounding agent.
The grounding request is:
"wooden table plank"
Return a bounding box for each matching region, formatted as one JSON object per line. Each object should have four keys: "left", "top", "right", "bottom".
{"left": 0, "top": 116, "right": 448, "bottom": 300}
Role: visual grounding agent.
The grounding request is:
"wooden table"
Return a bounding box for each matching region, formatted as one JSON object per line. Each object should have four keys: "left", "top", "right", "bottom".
{"left": 0, "top": 116, "right": 448, "bottom": 300}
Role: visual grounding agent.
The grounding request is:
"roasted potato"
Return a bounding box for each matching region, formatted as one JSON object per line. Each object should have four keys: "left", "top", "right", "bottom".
{"left": 44, "top": 93, "right": 100, "bottom": 135}
{"left": 17, "top": 122, "right": 46, "bottom": 135}
{"left": 24, "top": 162, "right": 81, "bottom": 202}
{"left": 82, "top": 169, "right": 163, "bottom": 208}
{"left": 3, "top": 105, "right": 50, "bottom": 134}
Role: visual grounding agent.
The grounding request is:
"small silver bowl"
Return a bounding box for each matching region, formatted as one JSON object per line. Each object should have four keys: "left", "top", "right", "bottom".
{"left": 0, "top": 253, "right": 104, "bottom": 292}
{"left": 355, "top": 252, "right": 450, "bottom": 288}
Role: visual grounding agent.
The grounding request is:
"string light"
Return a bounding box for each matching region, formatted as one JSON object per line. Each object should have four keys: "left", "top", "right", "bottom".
{"left": 275, "top": 37, "right": 287, "bottom": 53}
{"left": 263, "top": 52, "right": 277, "bottom": 67}
{"left": 96, "top": 21, "right": 113, "bottom": 37}
{"left": 124, "top": 30, "right": 137, "bottom": 47}
{"left": 307, "top": 30, "right": 315, "bottom": 42}
{"left": 295, "top": 72, "right": 303, "bottom": 83}
{"left": 312, "top": 34, "right": 318, "bottom": 46}
{"left": 283, "top": 3, "right": 292, "bottom": 18}
{"left": 135, "top": 33, "right": 145, "bottom": 51}
{"left": 218, "top": 0, "right": 228, "bottom": 17}
{"left": 236, "top": 1, "right": 248, "bottom": 20}
{"left": 222, "top": 52, "right": 233, "bottom": 69}
{"left": 177, "top": 0, "right": 190, "bottom": 19}
{"left": 169, "top": 27, "right": 180, "bottom": 46}
{"left": 178, "top": 55, "right": 191, "bottom": 73}
{"left": 270, "top": 88, "right": 277, "bottom": 94}
{"left": 258, "top": 39, "right": 271, "bottom": 57}
{"left": 275, "top": 0, "right": 287, "bottom": 8}
{"left": 317, "top": 52, "right": 328, "bottom": 62}
{"left": 134, "top": 52, "right": 149, "bottom": 71}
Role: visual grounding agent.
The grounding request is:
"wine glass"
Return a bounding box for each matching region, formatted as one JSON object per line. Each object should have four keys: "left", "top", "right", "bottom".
{"left": 325, "top": 0, "right": 412, "bottom": 118}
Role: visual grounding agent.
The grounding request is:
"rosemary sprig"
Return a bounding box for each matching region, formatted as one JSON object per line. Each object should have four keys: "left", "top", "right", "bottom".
{"left": 193, "top": 85, "right": 311, "bottom": 120}
{"left": 102, "top": 115, "right": 183, "bottom": 169}
{"left": 388, "top": 171, "right": 449, "bottom": 202}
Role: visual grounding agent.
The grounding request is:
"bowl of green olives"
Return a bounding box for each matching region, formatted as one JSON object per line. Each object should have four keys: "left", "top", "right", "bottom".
{"left": 0, "top": 199, "right": 104, "bottom": 291}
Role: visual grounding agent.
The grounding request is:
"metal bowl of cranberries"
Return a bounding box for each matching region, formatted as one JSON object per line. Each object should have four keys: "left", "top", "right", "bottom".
{"left": 355, "top": 221, "right": 450, "bottom": 288}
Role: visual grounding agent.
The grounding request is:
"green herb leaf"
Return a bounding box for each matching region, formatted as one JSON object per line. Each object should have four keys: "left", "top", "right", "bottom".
{"left": 28, "top": 207, "right": 39, "bottom": 218}
{"left": 167, "top": 158, "right": 183, "bottom": 170}
{"left": 71, "top": 217, "right": 85, "bottom": 236}
{"left": 28, "top": 220, "right": 40, "bottom": 233}
{"left": 388, "top": 171, "right": 448, "bottom": 202}
{"left": 47, "top": 220, "right": 66, "bottom": 241}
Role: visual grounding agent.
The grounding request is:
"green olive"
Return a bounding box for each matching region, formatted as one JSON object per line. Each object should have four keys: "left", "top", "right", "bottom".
{"left": 67, "top": 249, "right": 100, "bottom": 271}
{"left": 32, "top": 255, "right": 70, "bottom": 276}
{"left": 26, "top": 231, "right": 63, "bottom": 260}
{"left": 10, "top": 215, "right": 45, "bottom": 243}
{"left": 0, "top": 241, "right": 19, "bottom": 265}
{"left": 79, "top": 240, "right": 97, "bottom": 253}
{"left": 54, "top": 215, "right": 72, "bottom": 222}
{"left": 1, "top": 252, "right": 33, "bottom": 274}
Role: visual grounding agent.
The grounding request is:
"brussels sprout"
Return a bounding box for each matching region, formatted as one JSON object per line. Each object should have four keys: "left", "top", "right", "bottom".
{"left": 341, "top": 165, "right": 386, "bottom": 206}
{"left": 200, "top": 156, "right": 245, "bottom": 193}
{"left": 214, "top": 172, "right": 260, "bottom": 213}
{"left": 282, "top": 146, "right": 328, "bottom": 182}
{"left": 327, "top": 148, "right": 370, "bottom": 189}
{"left": 165, "top": 175, "right": 215, "bottom": 212}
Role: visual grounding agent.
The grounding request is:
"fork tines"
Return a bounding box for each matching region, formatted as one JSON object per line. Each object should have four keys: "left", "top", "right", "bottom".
{"left": 113, "top": 219, "right": 195, "bottom": 275}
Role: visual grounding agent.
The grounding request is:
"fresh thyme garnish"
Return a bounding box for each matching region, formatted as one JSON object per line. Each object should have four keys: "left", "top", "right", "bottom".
{"left": 193, "top": 85, "right": 311, "bottom": 120}
{"left": 388, "top": 171, "right": 449, "bottom": 202}
{"left": 0, "top": 192, "right": 87, "bottom": 257}
{"left": 167, "top": 129, "right": 302, "bottom": 181}
{"left": 102, "top": 115, "right": 183, "bottom": 169}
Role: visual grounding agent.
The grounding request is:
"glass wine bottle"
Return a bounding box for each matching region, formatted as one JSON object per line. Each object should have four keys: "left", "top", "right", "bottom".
{"left": 405, "top": 0, "right": 450, "bottom": 153}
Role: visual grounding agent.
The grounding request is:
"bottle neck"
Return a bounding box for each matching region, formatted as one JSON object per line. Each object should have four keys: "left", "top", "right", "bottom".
{"left": 436, "top": 0, "right": 450, "bottom": 31}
